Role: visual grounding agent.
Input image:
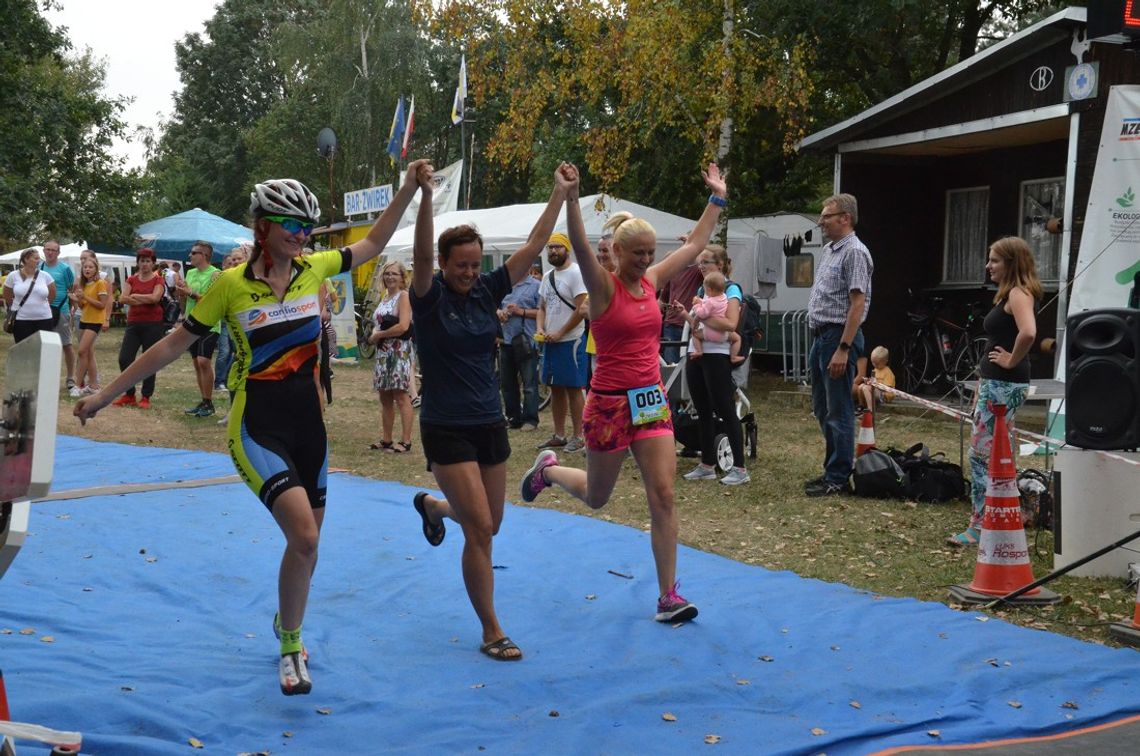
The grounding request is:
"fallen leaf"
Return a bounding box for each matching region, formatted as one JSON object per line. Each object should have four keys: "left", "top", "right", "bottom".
{"left": 146, "top": 557, "right": 158, "bottom": 564}
{"left": 830, "top": 645, "right": 841, "bottom": 651}
{"left": 986, "top": 658, "right": 999, "bottom": 667}
{"left": 1008, "top": 700, "right": 1022, "bottom": 709}
{"left": 0, "top": 629, "right": 10, "bottom": 635}
{"left": 549, "top": 710, "right": 559, "bottom": 717}
{"left": 283, "top": 731, "right": 294, "bottom": 737}
{"left": 471, "top": 683, "right": 485, "bottom": 689}
{"left": 704, "top": 734, "right": 721, "bottom": 744}
{"left": 662, "top": 713, "right": 677, "bottom": 722}
{"left": 19, "top": 628, "right": 34, "bottom": 635}
{"left": 316, "top": 707, "right": 332, "bottom": 715}
{"left": 811, "top": 727, "right": 827, "bottom": 736}
{"left": 120, "top": 686, "right": 134, "bottom": 692}
{"left": 975, "top": 616, "right": 990, "bottom": 623}
{"left": 40, "top": 636, "right": 54, "bottom": 643}
{"left": 849, "top": 700, "right": 861, "bottom": 709}
{"left": 1061, "top": 701, "right": 1079, "bottom": 709}
{"left": 758, "top": 655, "right": 774, "bottom": 662}
{"left": 928, "top": 729, "right": 941, "bottom": 737}
{"left": 735, "top": 679, "right": 750, "bottom": 686}
{"left": 188, "top": 738, "right": 204, "bottom": 748}
{"left": 585, "top": 594, "right": 596, "bottom": 601}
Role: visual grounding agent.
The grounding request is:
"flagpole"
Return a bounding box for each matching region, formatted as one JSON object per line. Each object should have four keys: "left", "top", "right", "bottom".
{"left": 459, "top": 47, "right": 467, "bottom": 210}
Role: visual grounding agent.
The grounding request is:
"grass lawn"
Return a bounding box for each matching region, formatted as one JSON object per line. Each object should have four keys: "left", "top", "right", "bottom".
{"left": 13, "top": 327, "right": 1135, "bottom": 645}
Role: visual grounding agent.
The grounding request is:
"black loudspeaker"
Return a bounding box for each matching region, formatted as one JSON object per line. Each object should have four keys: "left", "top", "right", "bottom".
{"left": 1066, "top": 308, "right": 1140, "bottom": 450}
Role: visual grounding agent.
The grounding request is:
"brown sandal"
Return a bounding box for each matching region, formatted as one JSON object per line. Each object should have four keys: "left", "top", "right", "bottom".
{"left": 390, "top": 441, "right": 412, "bottom": 453}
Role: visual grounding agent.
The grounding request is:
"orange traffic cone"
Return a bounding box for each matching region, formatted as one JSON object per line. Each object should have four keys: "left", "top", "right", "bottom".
{"left": 1110, "top": 582, "right": 1140, "bottom": 646}
{"left": 949, "top": 403, "right": 1060, "bottom": 606}
{"left": 855, "top": 410, "right": 876, "bottom": 457}
{"left": 0, "top": 668, "right": 9, "bottom": 720}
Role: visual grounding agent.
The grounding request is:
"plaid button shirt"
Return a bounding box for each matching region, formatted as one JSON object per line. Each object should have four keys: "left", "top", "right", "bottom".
{"left": 807, "top": 232, "right": 873, "bottom": 329}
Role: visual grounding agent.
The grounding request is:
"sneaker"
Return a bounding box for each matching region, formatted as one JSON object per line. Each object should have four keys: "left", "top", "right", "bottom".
{"left": 719, "top": 467, "right": 751, "bottom": 486}
{"left": 68, "top": 386, "right": 83, "bottom": 398}
{"left": 111, "top": 394, "right": 137, "bottom": 408}
{"left": 137, "top": 397, "right": 151, "bottom": 410}
{"left": 273, "top": 612, "right": 309, "bottom": 662}
{"left": 655, "top": 582, "right": 698, "bottom": 623}
{"left": 217, "top": 412, "right": 229, "bottom": 426}
{"left": 184, "top": 400, "right": 205, "bottom": 415}
{"left": 65, "top": 378, "right": 76, "bottom": 390}
{"left": 81, "top": 385, "right": 98, "bottom": 396}
{"left": 411, "top": 396, "right": 421, "bottom": 408}
{"left": 197, "top": 402, "right": 216, "bottom": 417}
{"left": 536, "top": 435, "right": 567, "bottom": 450}
{"left": 278, "top": 652, "right": 312, "bottom": 696}
{"left": 803, "top": 475, "right": 827, "bottom": 490}
{"left": 563, "top": 436, "right": 585, "bottom": 453}
{"left": 520, "top": 450, "right": 558, "bottom": 503}
{"left": 805, "top": 479, "right": 851, "bottom": 497}
{"left": 682, "top": 463, "right": 718, "bottom": 481}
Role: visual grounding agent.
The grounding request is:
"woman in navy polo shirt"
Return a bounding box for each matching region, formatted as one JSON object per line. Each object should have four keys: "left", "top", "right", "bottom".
{"left": 410, "top": 164, "right": 577, "bottom": 662}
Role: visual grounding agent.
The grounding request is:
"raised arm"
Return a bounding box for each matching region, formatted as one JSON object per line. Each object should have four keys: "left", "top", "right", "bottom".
{"left": 347, "top": 159, "right": 431, "bottom": 270}
{"left": 410, "top": 163, "right": 436, "bottom": 297}
{"left": 648, "top": 163, "right": 727, "bottom": 289}
{"left": 563, "top": 164, "right": 614, "bottom": 317}
{"left": 503, "top": 162, "right": 575, "bottom": 284}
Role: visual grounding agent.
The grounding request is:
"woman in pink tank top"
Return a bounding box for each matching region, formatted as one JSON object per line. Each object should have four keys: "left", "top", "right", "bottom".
{"left": 519, "top": 161, "right": 727, "bottom": 624}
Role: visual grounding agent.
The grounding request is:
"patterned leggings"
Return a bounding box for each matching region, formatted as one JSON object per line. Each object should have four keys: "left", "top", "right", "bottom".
{"left": 968, "top": 378, "right": 1028, "bottom": 528}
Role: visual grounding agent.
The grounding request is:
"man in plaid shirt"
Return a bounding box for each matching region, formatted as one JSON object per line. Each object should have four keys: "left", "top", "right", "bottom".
{"left": 804, "top": 194, "right": 873, "bottom": 497}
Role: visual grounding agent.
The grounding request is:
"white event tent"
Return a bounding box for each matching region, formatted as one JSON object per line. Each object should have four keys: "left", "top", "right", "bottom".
{"left": 0, "top": 244, "right": 142, "bottom": 291}
{"left": 376, "top": 194, "right": 760, "bottom": 294}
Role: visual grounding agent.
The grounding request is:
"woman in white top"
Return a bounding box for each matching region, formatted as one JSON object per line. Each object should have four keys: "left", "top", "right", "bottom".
{"left": 4, "top": 248, "right": 58, "bottom": 343}
{"left": 368, "top": 260, "right": 415, "bottom": 452}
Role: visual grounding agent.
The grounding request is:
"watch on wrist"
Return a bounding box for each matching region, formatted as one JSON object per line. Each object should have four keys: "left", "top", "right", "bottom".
{"left": 839, "top": 341, "right": 851, "bottom": 351}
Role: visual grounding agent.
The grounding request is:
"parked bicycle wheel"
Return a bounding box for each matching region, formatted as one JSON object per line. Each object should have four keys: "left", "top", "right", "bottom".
{"left": 357, "top": 315, "right": 376, "bottom": 360}
{"left": 950, "top": 335, "right": 988, "bottom": 400}
{"left": 538, "top": 383, "right": 551, "bottom": 411}
{"left": 900, "top": 333, "right": 933, "bottom": 393}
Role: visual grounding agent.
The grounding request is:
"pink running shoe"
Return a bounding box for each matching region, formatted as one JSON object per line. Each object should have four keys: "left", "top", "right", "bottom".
{"left": 655, "top": 582, "right": 698, "bottom": 623}
{"left": 520, "top": 450, "right": 558, "bottom": 503}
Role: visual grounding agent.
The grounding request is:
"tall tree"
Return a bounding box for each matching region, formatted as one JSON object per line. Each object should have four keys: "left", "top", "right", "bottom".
{"left": 0, "top": 0, "right": 142, "bottom": 248}
{"left": 144, "top": 0, "right": 319, "bottom": 223}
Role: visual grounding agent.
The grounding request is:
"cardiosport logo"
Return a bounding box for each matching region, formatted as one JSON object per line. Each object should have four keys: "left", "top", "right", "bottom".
{"left": 244, "top": 298, "right": 319, "bottom": 326}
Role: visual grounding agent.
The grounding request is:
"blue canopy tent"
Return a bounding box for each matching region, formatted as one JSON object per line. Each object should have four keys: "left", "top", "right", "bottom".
{"left": 135, "top": 209, "right": 252, "bottom": 265}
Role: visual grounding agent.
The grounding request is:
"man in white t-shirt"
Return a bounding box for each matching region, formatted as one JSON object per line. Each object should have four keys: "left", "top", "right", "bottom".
{"left": 535, "top": 233, "right": 588, "bottom": 452}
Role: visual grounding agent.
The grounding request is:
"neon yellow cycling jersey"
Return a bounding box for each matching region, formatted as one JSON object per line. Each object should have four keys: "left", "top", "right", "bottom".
{"left": 185, "top": 249, "right": 350, "bottom": 392}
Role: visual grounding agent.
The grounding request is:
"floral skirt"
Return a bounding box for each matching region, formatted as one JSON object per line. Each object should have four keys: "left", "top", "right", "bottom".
{"left": 373, "top": 339, "right": 413, "bottom": 392}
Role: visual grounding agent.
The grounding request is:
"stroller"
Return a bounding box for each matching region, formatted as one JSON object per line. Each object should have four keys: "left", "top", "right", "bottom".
{"left": 663, "top": 328, "right": 758, "bottom": 473}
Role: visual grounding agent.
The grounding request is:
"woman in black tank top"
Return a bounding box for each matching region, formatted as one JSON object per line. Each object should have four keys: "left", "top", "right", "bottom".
{"left": 948, "top": 237, "right": 1043, "bottom": 547}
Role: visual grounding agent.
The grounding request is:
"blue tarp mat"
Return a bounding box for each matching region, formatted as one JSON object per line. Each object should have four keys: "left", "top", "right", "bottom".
{"left": 3, "top": 437, "right": 1140, "bottom": 755}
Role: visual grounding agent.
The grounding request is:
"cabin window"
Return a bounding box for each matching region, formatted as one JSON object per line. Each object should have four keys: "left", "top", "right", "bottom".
{"left": 1019, "top": 177, "right": 1064, "bottom": 282}
{"left": 786, "top": 254, "right": 814, "bottom": 288}
{"left": 943, "top": 186, "right": 990, "bottom": 284}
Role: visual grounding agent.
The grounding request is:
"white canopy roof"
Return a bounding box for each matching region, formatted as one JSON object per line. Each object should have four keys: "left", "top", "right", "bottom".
{"left": 378, "top": 194, "right": 761, "bottom": 293}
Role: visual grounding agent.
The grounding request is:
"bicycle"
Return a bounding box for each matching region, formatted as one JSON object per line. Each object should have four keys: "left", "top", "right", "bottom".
{"left": 355, "top": 300, "right": 376, "bottom": 360}
{"left": 899, "top": 292, "right": 987, "bottom": 400}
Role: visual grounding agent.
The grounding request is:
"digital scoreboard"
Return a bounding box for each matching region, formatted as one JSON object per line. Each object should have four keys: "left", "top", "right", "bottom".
{"left": 1088, "top": 0, "right": 1140, "bottom": 40}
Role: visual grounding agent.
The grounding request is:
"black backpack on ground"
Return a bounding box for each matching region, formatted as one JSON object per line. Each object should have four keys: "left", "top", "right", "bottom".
{"left": 852, "top": 449, "right": 909, "bottom": 499}
{"left": 886, "top": 444, "right": 967, "bottom": 503}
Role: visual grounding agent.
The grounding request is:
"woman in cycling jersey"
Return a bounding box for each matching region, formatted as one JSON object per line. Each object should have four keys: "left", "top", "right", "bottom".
{"left": 76, "top": 160, "right": 433, "bottom": 696}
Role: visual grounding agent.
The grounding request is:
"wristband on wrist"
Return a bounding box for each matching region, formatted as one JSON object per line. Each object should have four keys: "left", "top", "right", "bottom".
{"left": 708, "top": 194, "right": 728, "bottom": 208}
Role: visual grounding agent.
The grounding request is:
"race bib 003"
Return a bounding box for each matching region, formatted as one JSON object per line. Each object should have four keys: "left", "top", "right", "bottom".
{"left": 626, "top": 383, "right": 670, "bottom": 426}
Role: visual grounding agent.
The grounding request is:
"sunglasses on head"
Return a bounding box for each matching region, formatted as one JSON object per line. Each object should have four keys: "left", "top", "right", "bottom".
{"left": 264, "top": 215, "right": 315, "bottom": 236}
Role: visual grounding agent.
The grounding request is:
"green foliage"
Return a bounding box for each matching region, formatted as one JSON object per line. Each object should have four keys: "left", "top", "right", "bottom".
{"left": 0, "top": 0, "right": 142, "bottom": 249}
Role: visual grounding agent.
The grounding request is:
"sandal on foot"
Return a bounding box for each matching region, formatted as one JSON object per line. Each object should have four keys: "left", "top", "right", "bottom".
{"left": 369, "top": 440, "right": 393, "bottom": 451}
{"left": 480, "top": 636, "right": 522, "bottom": 661}
{"left": 947, "top": 527, "right": 980, "bottom": 547}
{"left": 390, "top": 441, "right": 412, "bottom": 453}
{"left": 413, "top": 491, "right": 445, "bottom": 547}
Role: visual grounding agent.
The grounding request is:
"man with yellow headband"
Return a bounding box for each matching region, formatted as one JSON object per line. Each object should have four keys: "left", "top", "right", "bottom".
{"left": 535, "top": 232, "right": 588, "bottom": 452}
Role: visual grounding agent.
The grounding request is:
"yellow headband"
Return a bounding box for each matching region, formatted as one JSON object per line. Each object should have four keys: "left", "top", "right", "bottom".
{"left": 547, "top": 232, "right": 571, "bottom": 250}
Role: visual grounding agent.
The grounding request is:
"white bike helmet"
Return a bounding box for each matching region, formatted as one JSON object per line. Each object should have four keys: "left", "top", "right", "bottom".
{"left": 249, "top": 179, "right": 321, "bottom": 222}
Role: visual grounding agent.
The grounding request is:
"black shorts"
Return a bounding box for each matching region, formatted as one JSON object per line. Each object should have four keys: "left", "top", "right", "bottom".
{"left": 420, "top": 420, "right": 510, "bottom": 469}
{"left": 187, "top": 331, "right": 220, "bottom": 360}
{"left": 78, "top": 322, "right": 102, "bottom": 333}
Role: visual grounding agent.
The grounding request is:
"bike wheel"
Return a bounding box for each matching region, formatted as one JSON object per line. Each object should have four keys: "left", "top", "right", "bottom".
{"left": 900, "top": 334, "right": 932, "bottom": 394}
{"left": 538, "top": 383, "right": 552, "bottom": 411}
{"left": 357, "top": 319, "right": 376, "bottom": 360}
{"left": 951, "top": 336, "right": 988, "bottom": 401}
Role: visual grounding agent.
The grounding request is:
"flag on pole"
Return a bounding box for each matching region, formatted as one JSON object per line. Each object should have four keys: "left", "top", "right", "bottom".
{"left": 451, "top": 54, "right": 466, "bottom": 125}
{"left": 401, "top": 95, "right": 415, "bottom": 159}
{"left": 386, "top": 96, "right": 406, "bottom": 165}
